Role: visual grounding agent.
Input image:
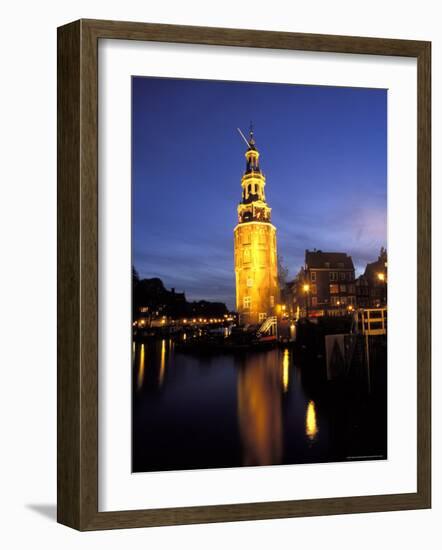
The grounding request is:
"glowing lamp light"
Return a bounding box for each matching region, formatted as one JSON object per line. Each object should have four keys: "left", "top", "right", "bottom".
{"left": 378, "top": 272, "right": 385, "bottom": 282}
{"left": 303, "top": 284, "right": 310, "bottom": 292}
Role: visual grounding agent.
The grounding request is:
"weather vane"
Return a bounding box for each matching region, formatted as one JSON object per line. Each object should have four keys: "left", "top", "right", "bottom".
{"left": 236, "top": 127, "right": 250, "bottom": 147}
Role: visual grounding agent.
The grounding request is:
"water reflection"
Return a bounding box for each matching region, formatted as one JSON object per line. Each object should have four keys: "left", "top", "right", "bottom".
{"left": 159, "top": 339, "right": 166, "bottom": 386}
{"left": 282, "top": 348, "right": 290, "bottom": 393}
{"left": 237, "top": 353, "right": 283, "bottom": 466}
{"left": 132, "top": 338, "right": 386, "bottom": 472}
{"left": 305, "top": 400, "right": 318, "bottom": 441}
{"left": 137, "top": 343, "right": 145, "bottom": 390}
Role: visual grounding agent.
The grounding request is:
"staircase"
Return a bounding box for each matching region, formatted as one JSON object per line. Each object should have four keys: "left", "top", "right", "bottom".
{"left": 257, "top": 316, "right": 278, "bottom": 338}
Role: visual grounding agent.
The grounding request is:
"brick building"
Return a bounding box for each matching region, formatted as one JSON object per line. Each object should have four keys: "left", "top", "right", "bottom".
{"left": 293, "top": 250, "right": 356, "bottom": 317}
{"left": 356, "top": 248, "right": 388, "bottom": 308}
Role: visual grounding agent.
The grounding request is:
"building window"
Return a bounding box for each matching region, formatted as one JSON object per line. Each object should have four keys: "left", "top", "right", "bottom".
{"left": 348, "top": 284, "right": 356, "bottom": 294}
{"left": 347, "top": 272, "right": 354, "bottom": 281}
{"left": 243, "top": 248, "right": 251, "bottom": 263}
{"left": 243, "top": 296, "right": 251, "bottom": 309}
{"left": 258, "top": 313, "right": 267, "bottom": 322}
{"left": 331, "top": 296, "right": 346, "bottom": 306}
{"left": 311, "top": 297, "right": 318, "bottom": 307}
{"left": 329, "top": 272, "right": 338, "bottom": 281}
{"left": 325, "top": 262, "right": 330, "bottom": 268}
{"left": 348, "top": 295, "right": 356, "bottom": 305}
{"left": 330, "top": 284, "right": 339, "bottom": 294}
{"left": 310, "top": 271, "right": 316, "bottom": 282}
{"left": 340, "top": 284, "right": 347, "bottom": 293}
{"left": 311, "top": 284, "right": 317, "bottom": 295}
{"left": 247, "top": 278, "right": 253, "bottom": 287}
{"left": 340, "top": 272, "right": 346, "bottom": 281}
{"left": 270, "top": 295, "right": 275, "bottom": 307}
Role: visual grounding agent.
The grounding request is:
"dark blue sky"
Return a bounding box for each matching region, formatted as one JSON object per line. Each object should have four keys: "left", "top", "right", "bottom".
{"left": 132, "top": 77, "right": 387, "bottom": 309}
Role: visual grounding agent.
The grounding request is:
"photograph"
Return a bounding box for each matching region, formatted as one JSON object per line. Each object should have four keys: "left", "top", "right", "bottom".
{"left": 131, "top": 76, "right": 388, "bottom": 473}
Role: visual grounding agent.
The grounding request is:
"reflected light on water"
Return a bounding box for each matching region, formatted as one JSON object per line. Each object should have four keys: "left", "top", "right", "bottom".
{"left": 137, "top": 344, "right": 145, "bottom": 390}
{"left": 237, "top": 354, "right": 283, "bottom": 466}
{"left": 306, "top": 400, "right": 318, "bottom": 441}
{"left": 159, "top": 339, "right": 166, "bottom": 385}
{"left": 282, "top": 349, "right": 290, "bottom": 393}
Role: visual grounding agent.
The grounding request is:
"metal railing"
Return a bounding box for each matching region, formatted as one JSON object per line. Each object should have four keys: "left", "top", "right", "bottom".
{"left": 257, "top": 316, "right": 278, "bottom": 337}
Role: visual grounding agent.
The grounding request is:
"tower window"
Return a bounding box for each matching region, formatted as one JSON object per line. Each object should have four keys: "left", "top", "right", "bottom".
{"left": 270, "top": 296, "right": 275, "bottom": 307}
{"left": 243, "top": 296, "right": 251, "bottom": 309}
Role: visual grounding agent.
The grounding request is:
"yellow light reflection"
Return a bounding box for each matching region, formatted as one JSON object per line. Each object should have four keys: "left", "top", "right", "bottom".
{"left": 237, "top": 353, "right": 283, "bottom": 466}
{"left": 305, "top": 400, "right": 318, "bottom": 441}
{"left": 159, "top": 339, "right": 166, "bottom": 386}
{"left": 137, "top": 344, "right": 145, "bottom": 390}
{"left": 282, "top": 349, "right": 290, "bottom": 393}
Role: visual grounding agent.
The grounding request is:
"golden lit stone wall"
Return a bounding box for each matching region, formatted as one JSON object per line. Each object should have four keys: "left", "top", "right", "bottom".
{"left": 234, "top": 221, "right": 279, "bottom": 325}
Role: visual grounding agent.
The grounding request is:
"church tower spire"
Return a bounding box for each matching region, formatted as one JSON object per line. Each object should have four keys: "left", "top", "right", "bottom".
{"left": 238, "top": 129, "right": 271, "bottom": 223}
{"left": 234, "top": 128, "right": 279, "bottom": 325}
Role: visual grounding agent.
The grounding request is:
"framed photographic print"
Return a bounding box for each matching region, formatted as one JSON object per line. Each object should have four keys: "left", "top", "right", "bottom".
{"left": 57, "top": 19, "right": 431, "bottom": 530}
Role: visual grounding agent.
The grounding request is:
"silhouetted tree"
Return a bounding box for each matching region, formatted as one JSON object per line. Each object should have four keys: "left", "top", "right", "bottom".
{"left": 277, "top": 254, "right": 289, "bottom": 289}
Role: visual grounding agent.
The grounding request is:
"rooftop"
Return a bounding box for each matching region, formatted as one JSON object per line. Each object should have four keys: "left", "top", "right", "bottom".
{"left": 305, "top": 250, "right": 355, "bottom": 270}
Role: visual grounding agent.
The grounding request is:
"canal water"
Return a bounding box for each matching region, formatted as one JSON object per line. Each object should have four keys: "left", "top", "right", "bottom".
{"left": 132, "top": 339, "right": 387, "bottom": 472}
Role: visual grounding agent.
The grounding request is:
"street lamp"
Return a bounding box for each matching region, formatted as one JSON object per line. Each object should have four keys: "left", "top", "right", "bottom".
{"left": 377, "top": 272, "right": 387, "bottom": 306}
{"left": 303, "top": 283, "right": 310, "bottom": 318}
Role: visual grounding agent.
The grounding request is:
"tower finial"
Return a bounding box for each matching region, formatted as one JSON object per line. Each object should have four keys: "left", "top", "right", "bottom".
{"left": 249, "top": 121, "right": 255, "bottom": 146}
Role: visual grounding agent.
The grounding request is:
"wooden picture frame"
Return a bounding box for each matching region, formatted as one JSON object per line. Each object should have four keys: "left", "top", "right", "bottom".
{"left": 57, "top": 18, "right": 431, "bottom": 530}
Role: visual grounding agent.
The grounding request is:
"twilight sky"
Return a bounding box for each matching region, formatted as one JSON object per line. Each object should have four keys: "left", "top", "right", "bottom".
{"left": 132, "top": 77, "right": 387, "bottom": 310}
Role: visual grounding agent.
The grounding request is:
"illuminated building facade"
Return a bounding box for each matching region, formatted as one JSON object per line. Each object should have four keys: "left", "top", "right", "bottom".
{"left": 293, "top": 250, "right": 356, "bottom": 317}
{"left": 234, "top": 129, "right": 279, "bottom": 324}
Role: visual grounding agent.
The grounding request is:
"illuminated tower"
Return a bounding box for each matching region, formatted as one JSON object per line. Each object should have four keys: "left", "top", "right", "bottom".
{"left": 234, "top": 128, "right": 279, "bottom": 325}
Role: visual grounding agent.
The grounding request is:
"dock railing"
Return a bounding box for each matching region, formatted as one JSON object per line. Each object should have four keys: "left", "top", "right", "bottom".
{"left": 353, "top": 308, "right": 387, "bottom": 336}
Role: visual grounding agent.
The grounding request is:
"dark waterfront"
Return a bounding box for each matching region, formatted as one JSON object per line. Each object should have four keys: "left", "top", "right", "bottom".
{"left": 132, "top": 338, "right": 387, "bottom": 472}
